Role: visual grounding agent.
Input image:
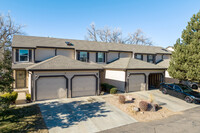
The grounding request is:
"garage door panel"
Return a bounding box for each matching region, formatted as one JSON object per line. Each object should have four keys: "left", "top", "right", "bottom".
{"left": 72, "top": 90, "right": 96, "bottom": 97}
{"left": 37, "top": 77, "right": 67, "bottom": 100}
{"left": 129, "top": 74, "right": 145, "bottom": 92}
{"left": 72, "top": 76, "right": 96, "bottom": 97}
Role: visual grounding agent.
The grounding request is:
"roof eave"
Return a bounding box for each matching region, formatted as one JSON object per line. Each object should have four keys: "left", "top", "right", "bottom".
{"left": 103, "top": 68, "right": 127, "bottom": 71}
{"left": 12, "top": 46, "right": 36, "bottom": 49}
{"left": 108, "top": 50, "right": 133, "bottom": 53}
{"left": 126, "top": 68, "right": 167, "bottom": 70}
{"left": 36, "top": 46, "right": 75, "bottom": 49}
{"left": 27, "top": 68, "right": 103, "bottom": 71}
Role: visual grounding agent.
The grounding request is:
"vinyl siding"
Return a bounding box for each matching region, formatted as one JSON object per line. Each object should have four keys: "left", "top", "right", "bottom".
{"left": 156, "top": 54, "right": 163, "bottom": 62}
{"left": 107, "top": 52, "right": 119, "bottom": 62}
{"left": 120, "top": 52, "right": 132, "bottom": 58}
{"left": 163, "top": 54, "right": 170, "bottom": 59}
{"left": 57, "top": 49, "right": 74, "bottom": 59}
{"left": 35, "top": 48, "right": 55, "bottom": 61}
{"left": 89, "top": 52, "right": 96, "bottom": 63}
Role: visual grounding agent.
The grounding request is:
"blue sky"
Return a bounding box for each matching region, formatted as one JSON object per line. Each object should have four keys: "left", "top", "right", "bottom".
{"left": 1, "top": 0, "right": 200, "bottom": 48}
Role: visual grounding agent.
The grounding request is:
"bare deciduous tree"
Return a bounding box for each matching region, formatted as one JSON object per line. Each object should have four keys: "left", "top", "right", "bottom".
{"left": 97, "top": 26, "right": 110, "bottom": 43}
{"left": 85, "top": 23, "right": 152, "bottom": 45}
{"left": 126, "top": 29, "right": 152, "bottom": 45}
{"left": 0, "top": 13, "right": 22, "bottom": 93}
{"left": 109, "top": 28, "right": 123, "bottom": 43}
{"left": 0, "top": 13, "right": 23, "bottom": 61}
{"left": 0, "top": 14, "right": 22, "bottom": 47}
{"left": 85, "top": 22, "right": 98, "bottom": 42}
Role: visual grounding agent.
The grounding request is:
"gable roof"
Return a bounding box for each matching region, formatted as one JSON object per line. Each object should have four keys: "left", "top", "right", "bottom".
{"left": 156, "top": 59, "right": 170, "bottom": 68}
{"left": 104, "top": 58, "right": 166, "bottom": 70}
{"left": 26, "top": 55, "right": 103, "bottom": 71}
{"left": 12, "top": 35, "right": 171, "bottom": 54}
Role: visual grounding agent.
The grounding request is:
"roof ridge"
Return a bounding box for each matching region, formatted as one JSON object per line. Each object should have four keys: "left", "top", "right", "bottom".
{"left": 13, "top": 35, "right": 166, "bottom": 49}
{"left": 26, "top": 55, "right": 61, "bottom": 70}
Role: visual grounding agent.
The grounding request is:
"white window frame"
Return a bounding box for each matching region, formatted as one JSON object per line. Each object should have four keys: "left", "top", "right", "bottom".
{"left": 19, "top": 49, "right": 29, "bottom": 62}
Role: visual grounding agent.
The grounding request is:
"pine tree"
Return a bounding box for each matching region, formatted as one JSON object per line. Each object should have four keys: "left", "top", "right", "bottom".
{"left": 168, "top": 12, "right": 200, "bottom": 83}
{"left": 0, "top": 50, "right": 14, "bottom": 93}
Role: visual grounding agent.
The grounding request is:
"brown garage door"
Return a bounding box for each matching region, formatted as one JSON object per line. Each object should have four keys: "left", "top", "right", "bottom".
{"left": 128, "top": 74, "right": 146, "bottom": 92}
{"left": 71, "top": 75, "right": 97, "bottom": 98}
{"left": 36, "top": 76, "right": 68, "bottom": 100}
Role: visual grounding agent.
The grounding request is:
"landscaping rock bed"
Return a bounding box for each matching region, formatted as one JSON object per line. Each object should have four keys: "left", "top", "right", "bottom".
{"left": 103, "top": 94, "right": 180, "bottom": 122}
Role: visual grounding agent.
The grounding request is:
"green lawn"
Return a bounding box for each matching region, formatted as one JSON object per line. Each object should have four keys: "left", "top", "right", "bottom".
{"left": 0, "top": 105, "right": 48, "bottom": 133}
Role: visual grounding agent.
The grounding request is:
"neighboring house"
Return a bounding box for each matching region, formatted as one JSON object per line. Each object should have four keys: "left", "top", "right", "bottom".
{"left": 12, "top": 35, "right": 171, "bottom": 101}
{"left": 166, "top": 46, "right": 174, "bottom": 52}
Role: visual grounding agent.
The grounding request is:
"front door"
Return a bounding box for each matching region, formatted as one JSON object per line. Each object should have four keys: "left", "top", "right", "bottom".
{"left": 16, "top": 70, "right": 26, "bottom": 88}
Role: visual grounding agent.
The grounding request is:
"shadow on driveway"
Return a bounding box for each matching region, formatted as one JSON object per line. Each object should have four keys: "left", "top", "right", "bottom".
{"left": 38, "top": 100, "right": 110, "bottom": 129}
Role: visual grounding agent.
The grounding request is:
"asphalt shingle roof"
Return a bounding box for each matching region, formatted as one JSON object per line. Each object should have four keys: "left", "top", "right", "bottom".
{"left": 12, "top": 63, "right": 35, "bottom": 69}
{"left": 26, "top": 55, "right": 103, "bottom": 70}
{"left": 156, "top": 59, "right": 170, "bottom": 68}
{"left": 104, "top": 58, "right": 166, "bottom": 70}
{"left": 12, "top": 35, "right": 172, "bottom": 54}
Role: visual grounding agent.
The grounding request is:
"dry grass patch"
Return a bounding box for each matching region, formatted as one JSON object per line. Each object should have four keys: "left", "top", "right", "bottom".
{"left": 103, "top": 94, "right": 181, "bottom": 122}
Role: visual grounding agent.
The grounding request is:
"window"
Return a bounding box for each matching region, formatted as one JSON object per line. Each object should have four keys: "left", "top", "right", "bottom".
{"left": 174, "top": 85, "right": 182, "bottom": 92}
{"left": 178, "top": 84, "right": 192, "bottom": 93}
{"left": 147, "top": 54, "right": 155, "bottom": 63}
{"left": 135, "top": 54, "right": 143, "bottom": 60}
{"left": 78, "top": 51, "right": 89, "bottom": 62}
{"left": 96, "top": 52, "right": 105, "bottom": 62}
{"left": 19, "top": 49, "right": 29, "bottom": 62}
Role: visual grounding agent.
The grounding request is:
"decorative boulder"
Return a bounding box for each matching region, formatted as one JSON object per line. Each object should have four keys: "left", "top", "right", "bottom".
{"left": 139, "top": 101, "right": 149, "bottom": 111}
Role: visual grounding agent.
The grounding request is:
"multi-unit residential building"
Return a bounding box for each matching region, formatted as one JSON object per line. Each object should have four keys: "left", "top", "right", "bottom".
{"left": 12, "top": 35, "right": 172, "bottom": 101}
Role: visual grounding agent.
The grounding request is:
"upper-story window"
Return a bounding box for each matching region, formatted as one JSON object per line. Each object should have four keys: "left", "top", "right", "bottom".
{"left": 19, "top": 49, "right": 29, "bottom": 62}
{"left": 147, "top": 54, "right": 155, "bottom": 63}
{"left": 15, "top": 49, "right": 32, "bottom": 62}
{"left": 96, "top": 52, "right": 105, "bottom": 63}
{"left": 77, "top": 51, "right": 89, "bottom": 62}
{"left": 135, "top": 54, "right": 143, "bottom": 60}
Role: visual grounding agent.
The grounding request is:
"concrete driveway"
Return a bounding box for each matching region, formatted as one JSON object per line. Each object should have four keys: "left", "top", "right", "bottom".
{"left": 38, "top": 97, "right": 137, "bottom": 133}
{"left": 132, "top": 90, "right": 199, "bottom": 112}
